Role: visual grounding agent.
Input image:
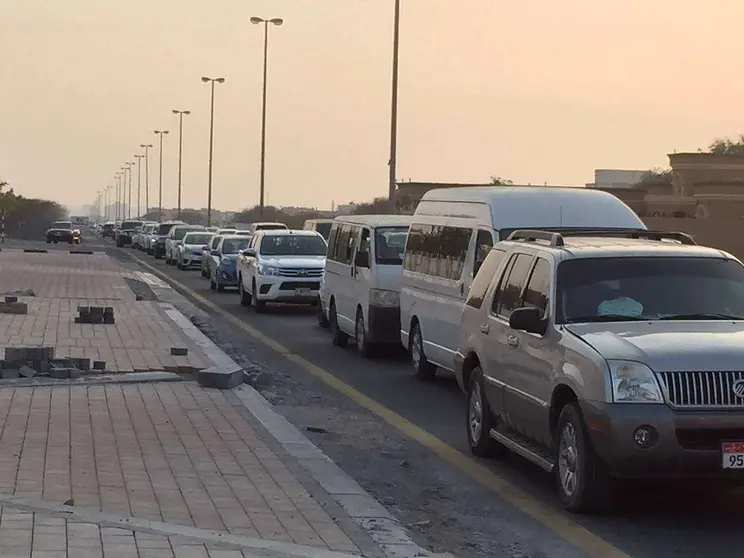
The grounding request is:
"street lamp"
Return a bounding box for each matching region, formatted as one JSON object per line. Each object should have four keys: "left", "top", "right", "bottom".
{"left": 115, "top": 173, "right": 122, "bottom": 220}
{"left": 201, "top": 77, "right": 226, "bottom": 227}
{"left": 154, "top": 130, "right": 169, "bottom": 222}
{"left": 388, "top": 0, "right": 401, "bottom": 214}
{"left": 105, "top": 185, "right": 112, "bottom": 220}
{"left": 172, "top": 109, "right": 191, "bottom": 219}
{"left": 250, "top": 16, "right": 283, "bottom": 218}
{"left": 122, "top": 163, "right": 133, "bottom": 219}
{"left": 140, "top": 144, "right": 153, "bottom": 216}
{"left": 134, "top": 154, "right": 144, "bottom": 218}
{"left": 126, "top": 162, "right": 134, "bottom": 219}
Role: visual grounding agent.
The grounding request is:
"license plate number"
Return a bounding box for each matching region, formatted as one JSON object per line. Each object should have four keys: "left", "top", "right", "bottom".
{"left": 722, "top": 442, "right": 744, "bottom": 468}
{"left": 295, "top": 288, "right": 311, "bottom": 297}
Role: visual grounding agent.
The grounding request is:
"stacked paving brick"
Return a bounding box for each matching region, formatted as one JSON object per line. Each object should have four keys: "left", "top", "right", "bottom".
{"left": 75, "top": 305, "right": 115, "bottom": 324}
{"left": 0, "top": 347, "right": 106, "bottom": 379}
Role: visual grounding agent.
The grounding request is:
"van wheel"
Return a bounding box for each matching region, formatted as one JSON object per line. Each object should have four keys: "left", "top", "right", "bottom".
{"left": 329, "top": 301, "right": 348, "bottom": 347}
{"left": 410, "top": 322, "right": 436, "bottom": 381}
{"left": 554, "top": 403, "right": 614, "bottom": 513}
{"left": 467, "top": 367, "right": 507, "bottom": 458}
{"left": 355, "top": 308, "right": 374, "bottom": 358}
{"left": 317, "top": 298, "right": 329, "bottom": 328}
{"left": 239, "top": 275, "right": 252, "bottom": 306}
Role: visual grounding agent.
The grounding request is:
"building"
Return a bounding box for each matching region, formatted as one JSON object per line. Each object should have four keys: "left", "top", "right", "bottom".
{"left": 588, "top": 155, "right": 744, "bottom": 218}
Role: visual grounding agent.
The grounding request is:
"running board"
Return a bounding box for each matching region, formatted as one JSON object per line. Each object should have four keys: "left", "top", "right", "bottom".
{"left": 489, "top": 428, "right": 555, "bottom": 473}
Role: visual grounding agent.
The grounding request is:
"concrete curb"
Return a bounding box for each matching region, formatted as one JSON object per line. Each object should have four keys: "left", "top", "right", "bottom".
{"left": 0, "top": 371, "right": 182, "bottom": 388}
{"left": 160, "top": 302, "right": 243, "bottom": 389}
{"left": 234, "top": 387, "right": 453, "bottom": 558}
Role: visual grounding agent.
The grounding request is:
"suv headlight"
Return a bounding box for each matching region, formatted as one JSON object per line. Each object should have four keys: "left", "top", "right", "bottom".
{"left": 258, "top": 264, "right": 280, "bottom": 276}
{"left": 607, "top": 360, "right": 663, "bottom": 403}
{"left": 370, "top": 289, "right": 399, "bottom": 307}
{"left": 221, "top": 257, "right": 232, "bottom": 265}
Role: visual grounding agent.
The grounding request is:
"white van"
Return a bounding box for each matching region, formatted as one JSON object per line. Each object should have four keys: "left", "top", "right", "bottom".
{"left": 320, "top": 215, "right": 412, "bottom": 357}
{"left": 303, "top": 219, "right": 334, "bottom": 241}
{"left": 399, "top": 186, "right": 647, "bottom": 380}
{"left": 249, "top": 222, "right": 288, "bottom": 234}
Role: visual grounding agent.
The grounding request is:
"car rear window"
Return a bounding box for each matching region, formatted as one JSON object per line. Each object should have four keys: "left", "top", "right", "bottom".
{"left": 173, "top": 227, "right": 203, "bottom": 240}
{"left": 157, "top": 224, "right": 175, "bottom": 235}
{"left": 52, "top": 222, "right": 71, "bottom": 229}
{"left": 121, "top": 221, "right": 142, "bottom": 230}
{"left": 183, "top": 233, "right": 213, "bottom": 245}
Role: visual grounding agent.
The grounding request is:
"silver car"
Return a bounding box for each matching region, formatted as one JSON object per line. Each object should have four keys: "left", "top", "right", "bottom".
{"left": 165, "top": 225, "right": 206, "bottom": 265}
{"left": 176, "top": 232, "right": 215, "bottom": 269}
{"left": 455, "top": 228, "right": 744, "bottom": 512}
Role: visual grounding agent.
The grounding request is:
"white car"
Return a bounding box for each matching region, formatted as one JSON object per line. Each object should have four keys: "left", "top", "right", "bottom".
{"left": 165, "top": 225, "right": 206, "bottom": 265}
{"left": 176, "top": 231, "right": 215, "bottom": 269}
{"left": 237, "top": 230, "right": 327, "bottom": 313}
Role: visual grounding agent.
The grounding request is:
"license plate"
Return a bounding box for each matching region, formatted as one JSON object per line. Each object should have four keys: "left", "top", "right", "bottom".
{"left": 294, "top": 288, "right": 311, "bottom": 297}
{"left": 722, "top": 442, "right": 744, "bottom": 468}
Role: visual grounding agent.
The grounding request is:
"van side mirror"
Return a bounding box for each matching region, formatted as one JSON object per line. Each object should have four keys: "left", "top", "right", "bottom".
{"left": 202, "top": 245, "right": 210, "bottom": 251}
{"left": 509, "top": 306, "right": 547, "bottom": 335}
{"left": 354, "top": 251, "right": 369, "bottom": 268}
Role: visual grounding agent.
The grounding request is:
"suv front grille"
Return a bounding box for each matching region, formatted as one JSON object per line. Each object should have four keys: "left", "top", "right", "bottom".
{"left": 657, "top": 371, "right": 744, "bottom": 408}
{"left": 277, "top": 268, "right": 323, "bottom": 278}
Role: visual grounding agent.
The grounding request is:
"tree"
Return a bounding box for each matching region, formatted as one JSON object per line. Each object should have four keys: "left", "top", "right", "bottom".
{"left": 489, "top": 176, "right": 513, "bottom": 185}
{"left": 352, "top": 197, "right": 389, "bottom": 215}
{"left": 232, "top": 205, "right": 321, "bottom": 229}
{"left": 708, "top": 135, "right": 744, "bottom": 156}
{"left": 639, "top": 168, "right": 672, "bottom": 185}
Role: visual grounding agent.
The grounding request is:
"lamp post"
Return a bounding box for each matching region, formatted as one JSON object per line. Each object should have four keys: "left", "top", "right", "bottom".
{"left": 122, "top": 164, "right": 132, "bottom": 219}
{"left": 201, "top": 77, "right": 225, "bottom": 227}
{"left": 250, "top": 16, "right": 283, "bottom": 218}
{"left": 134, "top": 154, "right": 144, "bottom": 218}
{"left": 105, "top": 186, "right": 112, "bottom": 219}
{"left": 115, "top": 173, "right": 121, "bottom": 220}
{"left": 154, "top": 130, "right": 169, "bottom": 222}
{"left": 140, "top": 144, "right": 153, "bottom": 216}
{"left": 126, "top": 162, "right": 134, "bottom": 218}
{"left": 172, "top": 109, "right": 191, "bottom": 220}
{"left": 387, "top": 0, "right": 401, "bottom": 214}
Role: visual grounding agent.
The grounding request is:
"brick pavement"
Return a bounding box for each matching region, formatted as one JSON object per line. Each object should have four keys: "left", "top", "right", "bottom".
{"left": 0, "top": 383, "right": 360, "bottom": 557}
{"left": 0, "top": 251, "right": 209, "bottom": 372}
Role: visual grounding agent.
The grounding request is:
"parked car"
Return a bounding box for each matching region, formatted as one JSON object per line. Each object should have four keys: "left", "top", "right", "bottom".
{"left": 201, "top": 235, "right": 224, "bottom": 277}
{"left": 237, "top": 230, "right": 327, "bottom": 313}
{"left": 176, "top": 231, "right": 214, "bottom": 269}
{"left": 208, "top": 235, "right": 252, "bottom": 292}
{"left": 164, "top": 224, "right": 204, "bottom": 265}
{"left": 133, "top": 222, "right": 157, "bottom": 250}
{"left": 399, "top": 186, "right": 647, "bottom": 382}
{"left": 152, "top": 221, "right": 184, "bottom": 258}
{"left": 303, "top": 219, "right": 334, "bottom": 241}
{"left": 116, "top": 220, "right": 143, "bottom": 247}
{"left": 46, "top": 221, "right": 76, "bottom": 244}
{"left": 320, "top": 215, "right": 411, "bottom": 356}
{"left": 452, "top": 228, "right": 744, "bottom": 513}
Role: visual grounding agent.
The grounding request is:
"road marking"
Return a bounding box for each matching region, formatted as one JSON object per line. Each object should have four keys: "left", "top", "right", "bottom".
{"left": 128, "top": 252, "right": 631, "bottom": 558}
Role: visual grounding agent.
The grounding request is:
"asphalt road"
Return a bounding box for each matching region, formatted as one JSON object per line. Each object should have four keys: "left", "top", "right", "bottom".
{"left": 15, "top": 232, "right": 744, "bottom": 558}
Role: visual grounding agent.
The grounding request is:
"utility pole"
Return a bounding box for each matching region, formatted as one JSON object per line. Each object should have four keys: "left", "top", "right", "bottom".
{"left": 141, "top": 144, "right": 153, "bottom": 216}
{"left": 172, "top": 110, "right": 190, "bottom": 220}
{"left": 154, "top": 130, "right": 169, "bottom": 223}
{"left": 387, "top": 0, "right": 401, "bottom": 214}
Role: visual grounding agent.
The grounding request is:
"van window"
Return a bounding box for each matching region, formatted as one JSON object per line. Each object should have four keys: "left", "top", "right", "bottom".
{"left": 403, "top": 224, "right": 431, "bottom": 273}
{"left": 375, "top": 226, "right": 408, "bottom": 265}
{"left": 315, "top": 222, "right": 332, "bottom": 240}
{"left": 466, "top": 248, "right": 506, "bottom": 309}
{"left": 359, "top": 228, "right": 371, "bottom": 256}
{"left": 439, "top": 226, "right": 472, "bottom": 280}
{"left": 333, "top": 225, "right": 350, "bottom": 263}
{"left": 344, "top": 226, "right": 359, "bottom": 263}
{"left": 327, "top": 224, "right": 339, "bottom": 257}
{"left": 492, "top": 253, "right": 533, "bottom": 318}
{"left": 523, "top": 258, "right": 551, "bottom": 317}
{"left": 473, "top": 230, "right": 494, "bottom": 276}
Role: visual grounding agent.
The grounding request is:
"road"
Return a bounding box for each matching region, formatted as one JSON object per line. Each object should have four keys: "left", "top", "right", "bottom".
{"left": 17, "top": 232, "right": 744, "bottom": 558}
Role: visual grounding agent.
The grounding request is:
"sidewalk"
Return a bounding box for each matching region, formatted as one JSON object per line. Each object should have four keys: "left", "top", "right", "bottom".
{"left": 0, "top": 248, "right": 435, "bottom": 558}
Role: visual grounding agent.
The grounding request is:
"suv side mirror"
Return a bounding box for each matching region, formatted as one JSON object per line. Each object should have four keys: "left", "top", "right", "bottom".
{"left": 210, "top": 249, "right": 220, "bottom": 256}
{"left": 509, "top": 306, "right": 547, "bottom": 335}
{"left": 354, "top": 251, "right": 369, "bottom": 268}
{"left": 202, "top": 245, "right": 209, "bottom": 251}
{"left": 244, "top": 248, "right": 257, "bottom": 258}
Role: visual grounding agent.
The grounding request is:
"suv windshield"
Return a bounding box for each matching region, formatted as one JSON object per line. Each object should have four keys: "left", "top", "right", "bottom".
{"left": 375, "top": 227, "right": 408, "bottom": 265}
{"left": 183, "top": 233, "right": 212, "bottom": 246}
{"left": 260, "top": 234, "right": 327, "bottom": 256}
{"left": 52, "top": 221, "right": 71, "bottom": 229}
{"left": 255, "top": 224, "right": 287, "bottom": 231}
{"left": 173, "top": 227, "right": 202, "bottom": 240}
{"left": 221, "top": 238, "right": 251, "bottom": 254}
{"left": 557, "top": 257, "right": 744, "bottom": 323}
{"left": 121, "top": 220, "right": 142, "bottom": 230}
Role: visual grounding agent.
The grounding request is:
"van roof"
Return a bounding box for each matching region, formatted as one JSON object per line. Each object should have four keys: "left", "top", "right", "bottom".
{"left": 416, "top": 186, "right": 644, "bottom": 233}
{"left": 333, "top": 214, "right": 413, "bottom": 227}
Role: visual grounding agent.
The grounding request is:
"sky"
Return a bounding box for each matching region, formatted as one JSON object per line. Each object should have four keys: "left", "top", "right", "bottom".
{"left": 2, "top": 1, "right": 744, "bottom": 214}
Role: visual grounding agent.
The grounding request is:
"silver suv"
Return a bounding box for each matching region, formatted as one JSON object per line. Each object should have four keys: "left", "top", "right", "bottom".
{"left": 455, "top": 229, "right": 744, "bottom": 513}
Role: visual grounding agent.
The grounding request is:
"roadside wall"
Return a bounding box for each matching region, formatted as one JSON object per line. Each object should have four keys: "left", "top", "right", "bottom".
{"left": 644, "top": 217, "right": 744, "bottom": 260}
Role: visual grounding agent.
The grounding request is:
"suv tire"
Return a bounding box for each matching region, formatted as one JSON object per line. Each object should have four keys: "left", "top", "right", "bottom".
{"left": 252, "top": 280, "right": 265, "bottom": 312}
{"left": 554, "top": 403, "right": 614, "bottom": 513}
{"left": 239, "top": 275, "right": 252, "bottom": 306}
{"left": 355, "top": 308, "right": 374, "bottom": 358}
{"left": 317, "top": 297, "right": 329, "bottom": 328}
{"left": 467, "top": 366, "right": 508, "bottom": 458}
{"left": 410, "top": 322, "right": 436, "bottom": 381}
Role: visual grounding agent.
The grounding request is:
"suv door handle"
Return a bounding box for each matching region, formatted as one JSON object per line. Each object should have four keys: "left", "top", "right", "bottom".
{"left": 480, "top": 324, "right": 489, "bottom": 335}
{"left": 506, "top": 335, "right": 519, "bottom": 347}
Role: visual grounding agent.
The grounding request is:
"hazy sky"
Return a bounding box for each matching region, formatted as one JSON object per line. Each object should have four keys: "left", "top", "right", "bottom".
{"left": 2, "top": 1, "right": 744, "bottom": 213}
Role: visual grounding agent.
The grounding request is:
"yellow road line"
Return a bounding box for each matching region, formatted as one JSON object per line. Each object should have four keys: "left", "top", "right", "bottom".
{"left": 130, "top": 253, "right": 631, "bottom": 558}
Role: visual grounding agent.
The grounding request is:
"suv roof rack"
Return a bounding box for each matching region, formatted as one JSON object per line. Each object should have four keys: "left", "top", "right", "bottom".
{"left": 506, "top": 228, "right": 696, "bottom": 247}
